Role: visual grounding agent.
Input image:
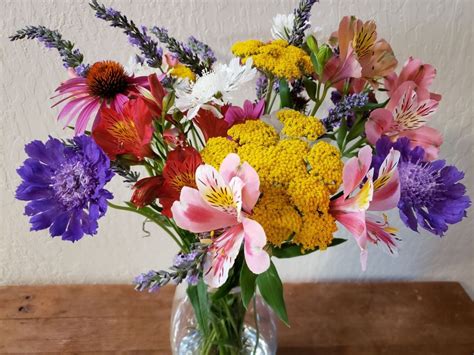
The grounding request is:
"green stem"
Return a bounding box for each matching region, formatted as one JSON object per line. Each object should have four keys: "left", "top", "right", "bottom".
{"left": 252, "top": 296, "right": 260, "bottom": 355}
{"left": 107, "top": 202, "right": 184, "bottom": 249}
{"left": 264, "top": 77, "right": 275, "bottom": 115}
{"left": 267, "top": 89, "right": 278, "bottom": 113}
{"left": 310, "top": 84, "right": 330, "bottom": 116}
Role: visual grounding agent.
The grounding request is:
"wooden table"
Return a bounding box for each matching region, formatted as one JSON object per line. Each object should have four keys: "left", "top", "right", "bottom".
{"left": 0, "top": 282, "right": 472, "bottom": 354}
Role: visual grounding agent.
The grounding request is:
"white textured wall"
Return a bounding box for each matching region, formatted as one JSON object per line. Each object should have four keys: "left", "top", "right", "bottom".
{"left": 1, "top": 0, "right": 473, "bottom": 296}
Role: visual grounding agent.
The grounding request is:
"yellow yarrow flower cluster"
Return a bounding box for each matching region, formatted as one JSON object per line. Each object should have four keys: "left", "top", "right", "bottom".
{"left": 231, "top": 39, "right": 313, "bottom": 80}
{"left": 252, "top": 186, "right": 302, "bottom": 247}
{"left": 200, "top": 137, "right": 238, "bottom": 169}
{"left": 292, "top": 213, "right": 337, "bottom": 251}
{"left": 200, "top": 116, "right": 343, "bottom": 252}
{"left": 277, "top": 109, "right": 325, "bottom": 140}
{"left": 227, "top": 120, "right": 278, "bottom": 146}
{"left": 307, "top": 141, "right": 344, "bottom": 194}
{"left": 170, "top": 64, "right": 196, "bottom": 81}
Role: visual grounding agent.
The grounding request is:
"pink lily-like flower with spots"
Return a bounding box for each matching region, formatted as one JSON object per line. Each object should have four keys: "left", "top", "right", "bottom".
{"left": 171, "top": 153, "right": 270, "bottom": 288}
{"left": 365, "top": 81, "right": 442, "bottom": 160}
{"left": 330, "top": 145, "right": 401, "bottom": 270}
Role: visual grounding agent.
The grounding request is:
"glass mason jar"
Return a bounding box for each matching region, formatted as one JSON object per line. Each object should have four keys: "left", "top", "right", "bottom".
{"left": 170, "top": 283, "right": 277, "bottom": 355}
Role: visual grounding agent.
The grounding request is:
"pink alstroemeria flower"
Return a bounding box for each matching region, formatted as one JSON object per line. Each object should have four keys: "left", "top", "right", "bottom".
{"left": 171, "top": 153, "right": 270, "bottom": 288}
{"left": 385, "top": 57, "right": 442, "bottom": 101}
{"left": 365, "top": 82, "right": 442, "bottom": 160}
{"left": 224, "top": 100, "right": 265, "bottom": 126}
{"left": 322, "top": 17, "right": 362, "bottom": 84}
{"left": 330, "top": 145, "right": 400, "bottom": 270}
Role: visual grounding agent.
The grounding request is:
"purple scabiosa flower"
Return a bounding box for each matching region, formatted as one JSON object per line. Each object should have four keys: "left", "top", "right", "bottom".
{"left": 373, "top": 137, "right": 471, "bottom": 236}
{"left": 15, "top": 135, "right": 114, "bottom": 242}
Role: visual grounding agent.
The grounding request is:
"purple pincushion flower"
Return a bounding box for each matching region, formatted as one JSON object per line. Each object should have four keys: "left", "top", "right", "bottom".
{"left": 373, "top": 137, "right": 471, "bottom": 236}
{"left": 15, "top": 135, "right": 114, "bottom": 242}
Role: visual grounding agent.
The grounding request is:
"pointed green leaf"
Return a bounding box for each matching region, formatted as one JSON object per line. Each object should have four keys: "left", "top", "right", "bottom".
{"left": 303, "top": 78, "right": 317, "bottom": 100}
{"left": 240, "top": 261, "right": 257, "bottom": 309}
{"left": 256, "top": 261, "right": 289, "bottom": 326}
{"left": 306, "top": 35, "right": 319, "bottom": 53}
{"left": 187, "top": 280, "right": 210, "bottom": 336}
{"left": 279, "top": 79, "right": 291, "bottom": 108}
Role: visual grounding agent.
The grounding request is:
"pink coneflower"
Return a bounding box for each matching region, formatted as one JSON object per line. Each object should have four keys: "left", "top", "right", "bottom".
{"left": 53, "top": 60, "right": 148, "bottom": 134}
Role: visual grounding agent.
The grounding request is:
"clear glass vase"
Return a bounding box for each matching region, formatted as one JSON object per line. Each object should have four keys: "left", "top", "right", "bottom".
{"left": 170, "top": 283, "right": 277, "bottom": 355}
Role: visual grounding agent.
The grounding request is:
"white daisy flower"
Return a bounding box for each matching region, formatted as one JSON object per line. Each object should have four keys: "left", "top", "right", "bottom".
{"left": 175, "top": 58, "right": 256, "bottom": 120}
{"left": 271, "top": 13, "right": 295, "bottom": 41}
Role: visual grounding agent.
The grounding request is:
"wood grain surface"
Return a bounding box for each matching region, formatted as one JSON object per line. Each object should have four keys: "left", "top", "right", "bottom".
{"left": 0, "top": 282, "right": 472, "bottom": 354}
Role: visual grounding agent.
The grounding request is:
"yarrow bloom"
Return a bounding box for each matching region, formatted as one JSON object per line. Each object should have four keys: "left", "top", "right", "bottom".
{"left": 373, "top": 137, "right": 471, "bottom": 236}
{"left": 232, "top": 39, "right": 312, "bottom": 80}
{"left": 53, "top": 60, "right": 148, "bottom": 134}
{"left": 15, "top": 136, "right": 114, "bottom": 242}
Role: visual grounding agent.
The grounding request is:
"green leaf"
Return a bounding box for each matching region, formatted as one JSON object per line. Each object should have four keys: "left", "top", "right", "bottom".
{"left": 256, "top": 261, "right": 289, "bottom": 326}
{"left": 306, "top": 35, "right": 318, "bottom": 53}
{"left": 336, "top": 118, "right": 348, "bottom": 150}
{"left": 187, "top": 280, "right": 210, "bottom": 336}
{"left": 310, "top": 52, "right": 322, "bottom": 77}
{"left": 346, "top": 115, "right": 366, "bottom": 142}
{"left": 279, "top": 79, "right": 291, "bottom": 108}
{"left": 316, "top": 45, "right": 332, "bottom": 70}
{"left": 272, "top": 238, "right": 347, "bottom": 258}
{"left": 303, "top": 78, "right": 317, "bottom": 100}
{"left": 240, "top": 262, "right": 257, "bottom": 309}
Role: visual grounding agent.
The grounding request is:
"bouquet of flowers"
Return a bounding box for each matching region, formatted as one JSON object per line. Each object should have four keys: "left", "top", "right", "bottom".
{"left": 11, "top": 0, "right": 470, "bottom": 354}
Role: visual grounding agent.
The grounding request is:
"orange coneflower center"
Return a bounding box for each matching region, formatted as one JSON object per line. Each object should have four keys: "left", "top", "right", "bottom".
{"left": 86, "top": 61, "right": 129, "bottom": 99}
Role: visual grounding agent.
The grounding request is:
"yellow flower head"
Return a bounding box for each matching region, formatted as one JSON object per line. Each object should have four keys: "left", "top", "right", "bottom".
{"left": 231, "top": 39, "right": 264, "bottom": 57}
{"left": 293, "top": 212, "right": 337, "bottom": 251}
{"left": 277, "top": 109, "right": 325, "bottom": 140}
{"left": 200, "top": 117, "right": 343, "bottom": 252}
{"left": 307, "top": 141, "right": 343, "bottom": 194}
{"left": 200, "top": 137, "right": 238, "bottom": 169}
{"left": 252, "top": 186, "right": 302, "bottom": 247}
{"left": 170, "top": 64, "right": 196, "bottom": 81}
{"left": 288, "top": 175, "right": 330, "bottom": 213}
{"left": 232, "top": 39, "right": 313, "bottom": 80}
{"left": 228, "top": 120, "right": 279, "bottom": 147}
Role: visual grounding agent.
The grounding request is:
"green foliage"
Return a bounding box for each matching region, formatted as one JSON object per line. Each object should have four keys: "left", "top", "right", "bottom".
{"left": 279, "top": 79, "right": 292, "bottom": 108}
{"left": 240, "top": 262, "right": 257, "bottom": 309}
{"left": 187, "top": 280, "right": 210, "bottom": 337}
{"left": 256, "top": 261, "right": 289, "bottom": 326}
{"left": 271, "top": 238, "right": 347, "bottom": 258}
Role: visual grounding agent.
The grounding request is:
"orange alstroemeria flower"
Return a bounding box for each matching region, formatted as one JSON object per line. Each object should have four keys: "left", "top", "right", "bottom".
{"left": 92, "top": 97, "right": 154, "bottom": 161}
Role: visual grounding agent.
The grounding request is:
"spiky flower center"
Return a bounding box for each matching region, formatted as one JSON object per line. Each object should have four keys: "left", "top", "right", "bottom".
{"left": 52, "top": 160, "right": 96, "bottom": 208}
{"left": 86, "top": 61, "right": 128, "bottom": 99}
{"left": 399, "top": 160, "right": 441, "bottom": 208}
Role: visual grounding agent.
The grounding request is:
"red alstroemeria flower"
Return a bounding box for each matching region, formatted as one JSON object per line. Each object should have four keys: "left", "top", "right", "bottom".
{"left": 131, "top": 176, "right": 165, "bottom": 208}
{"left": 92, "top": 97, "right": 154, "bottom": 161}
{"left": 139, "top": 73, "right": 176, "bottom": 123}
{"left": 158, "top": 147, "right": 203, "bottom": 217}
{"left": 194, "top": 108, "right": 230, "bottom": 142}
